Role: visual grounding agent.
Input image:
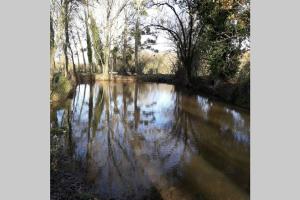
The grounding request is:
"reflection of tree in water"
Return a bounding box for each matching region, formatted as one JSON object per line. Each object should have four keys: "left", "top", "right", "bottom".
{"left": 77, "top": 84, "right": 86, "bottom": 123}
{"left": 182, "top": 94, "right": 250, "bottom": 193}
{"left": 50, "top": 82, "right": 250, "bottom": 199}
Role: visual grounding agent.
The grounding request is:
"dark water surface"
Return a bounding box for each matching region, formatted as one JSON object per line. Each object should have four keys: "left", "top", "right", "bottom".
{"left": 51, "top": 81, "right": 250, "bottom": 200}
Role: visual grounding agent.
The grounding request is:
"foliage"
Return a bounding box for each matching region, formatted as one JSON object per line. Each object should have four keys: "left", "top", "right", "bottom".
{"left": 89, "top": 14, "right": 104, "bottom": 70}
{"left": 201, "top": 0, "right": 250, "bottom": 81}
{"left": 51, "top": 73, "right": 73, "bottom": 102}
{"left": 50, "top": 0, "right": 250, "bottom": 98}
{"left": 86, "top": 22, "right": 93, "bottom": 69}
{"left": 207, "top": 41, "right": 240, "bottom": 80}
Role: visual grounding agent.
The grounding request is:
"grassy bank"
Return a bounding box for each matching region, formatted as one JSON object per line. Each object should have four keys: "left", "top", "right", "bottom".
{"left": 50, "top": 73, "right": 76, "bottom": 103}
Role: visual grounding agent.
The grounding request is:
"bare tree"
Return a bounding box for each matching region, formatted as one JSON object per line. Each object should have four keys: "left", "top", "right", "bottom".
{"left": 55, "top": 0, "right": 81, "bottom": 77}
{"left": 77, "top": 30, "right": 87, "bottom": 72}
{"left": 134, "top": 0, "right": 142, "bottom": 72}
{"left": 148, "top": 0, "right": 205, "bottom": 85}
{"left": 96, "top": 0, "right": 129, "bottom": 79}
{"left": 122, "top": 7, "right": 129, "bottom": 68}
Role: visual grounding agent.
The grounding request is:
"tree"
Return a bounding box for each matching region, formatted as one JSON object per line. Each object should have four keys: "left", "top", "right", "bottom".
{"left": 77, "top": 30, "right": 87, "bottom": 72}
{"left": 95, "top": 0, "right": 129, "bottom": 79}
{"left": 122, "top": 7, "right": 129, "bottom": 69}
{"left": 149, "top": 0, "right": 206, "bottom": 85}
{"left": 56, "top": 0, "right": 80, "bottom": 77}
{"left": 50, "top": 11, "right": 56, "bottom": 71}
{"left": 133, "top": 0, "right": 142, "bottom": 72}
{"left": 90, "top": 13, "right": 104, "bottom": 72}
{"left": 62, "top": 0, "right": 70, "bottom": 76}
{"left": 84, "top": 0, "right": 94, "bottom": 73}
{"left": 202, "top": 0, "right": 250, "bottom": 81}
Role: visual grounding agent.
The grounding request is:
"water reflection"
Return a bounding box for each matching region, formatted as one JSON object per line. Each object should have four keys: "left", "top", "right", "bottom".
{"left": 51, "top": 82, "right": 250, "bottom": 200}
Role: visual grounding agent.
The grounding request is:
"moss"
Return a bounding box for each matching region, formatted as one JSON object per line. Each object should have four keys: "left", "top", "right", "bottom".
{"left": 51, "top": 73, "right": 74, "bottom": 102}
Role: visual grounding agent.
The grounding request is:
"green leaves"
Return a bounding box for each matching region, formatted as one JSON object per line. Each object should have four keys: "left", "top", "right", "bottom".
{"left": 197, "top": 0, "right": 249, "bottom": 81}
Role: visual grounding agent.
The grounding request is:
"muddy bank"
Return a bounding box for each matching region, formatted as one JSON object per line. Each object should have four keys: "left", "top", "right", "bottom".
{"left": 51, "top": 128, "right": 99, "bottom": 200}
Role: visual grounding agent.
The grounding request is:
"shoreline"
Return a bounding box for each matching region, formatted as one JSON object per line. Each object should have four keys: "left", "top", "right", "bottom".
{"left": 51, "top": 72, "right": 249, "bottom": 110}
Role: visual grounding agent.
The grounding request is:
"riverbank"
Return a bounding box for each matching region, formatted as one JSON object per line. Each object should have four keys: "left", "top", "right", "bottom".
{"left": 50, "top": 127, "right": 99, "bottom": 200}
{"left": 52, "top": 72, "right": 249, "bottom": 110}
{"left": 50, "top": 73, "right": 76, "bottom": 103}
{"left": 139, "top": 74, "right": 250, "bottom": 109}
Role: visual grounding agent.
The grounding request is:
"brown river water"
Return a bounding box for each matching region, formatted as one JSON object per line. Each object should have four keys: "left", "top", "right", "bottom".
{"left": 51, "top": 81, "right": 250, "bottom": 200}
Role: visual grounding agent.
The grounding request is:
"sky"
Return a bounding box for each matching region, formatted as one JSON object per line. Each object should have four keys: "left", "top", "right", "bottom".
{"left": 54, "top": 0, "right": 175, "bottom": 64}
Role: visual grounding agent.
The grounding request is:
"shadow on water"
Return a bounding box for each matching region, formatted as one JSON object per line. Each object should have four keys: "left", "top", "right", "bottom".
{"left": 51, "top": 81, "right": 250, "bottom": 200}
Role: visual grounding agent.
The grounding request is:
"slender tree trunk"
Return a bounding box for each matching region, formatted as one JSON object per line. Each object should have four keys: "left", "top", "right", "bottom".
{"left": 77, "top": 31, "right": 87, "bottom": 72}
{"left": 103, "top": 15, "right": 110, "bottom": 79}
{"left": 113, "top": 53, "right": 116, "bottom": 72}
{"left": 122, "top": 8, "right": 128, "bottom": 69}
{"left": 76, "top": 52, "right": 80, "bottom": 71}
{"left": 85, "top": 1, "right": 93, "bottom": 74}
{"left": 63, "top": 0, "right": 69, "bottom": 77}
{"left": 71, "top": 33, "right": 81, "bottom": 73}
{"left": 69, "top": 45, "right": 78, "bottom": 81}
{"left": 134, "top": 15, "right": 140, "bottom": 73}
{"left": 50, "top": 13, "right": 56, "bottom": 72}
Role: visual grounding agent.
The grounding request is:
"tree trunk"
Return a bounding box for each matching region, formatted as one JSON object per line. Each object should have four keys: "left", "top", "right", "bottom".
{"left": 63, "top": 0, "right": 69, "bottom": 77}
{"left": 122, "top": 8, "right": 128, "bottom": 69}
{"left": 85, "top": 8, "right": 93, "bottom": 74}
{"left": 69, "top": 45, "right": 78, "bottom": 82}
{"left": 71, "top": 32, "right": 81, "bottom": 73}
{"left": 113, "top": 53, "right": 116, "bottom": 72}
{"left": 77, "top": 31, "right": 87, "bottom": 72}
{"left": 103, "top": 14, "right": 110, "bottom": 79}
{"left": 50, "top": 13, "right": 56, "bottom": 72}
{"left": 134, "top": 15, "right": 140, "bottom": 73}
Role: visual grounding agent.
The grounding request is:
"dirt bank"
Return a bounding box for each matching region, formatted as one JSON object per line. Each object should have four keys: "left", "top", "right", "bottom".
{"left": 50, "top": 128, "right": 99, "bottom": 200}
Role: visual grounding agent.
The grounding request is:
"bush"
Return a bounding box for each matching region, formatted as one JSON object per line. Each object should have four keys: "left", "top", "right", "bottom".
{"left": 234, "top": 58, "right": 250, "bottom": 107}
{"left": 51, "top": 73, "right": 73, "bottom": 102}
{"left": 208, "top": 43, "right": 240, "bottom": 81}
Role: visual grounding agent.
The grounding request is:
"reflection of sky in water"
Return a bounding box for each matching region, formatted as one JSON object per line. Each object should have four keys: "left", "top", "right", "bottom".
{"left": 197, "top": 96, "right": 212, "bottom": 119}
{"left": 138, "top": 85, "right": 175, "bottom": 130}
{"left": 233, "top": 131, "right": 250, "bottom": 143}
{"left": 225, "top": 108, "right": 245, "bottom": 127}
{"left": 224, "top": 107, "right": 250, "bottom": 145}
{"left": 195, "top": 95, "right": 250, "bottom": 145}
{"left": 51, "top": 82, "right": 250, "bottom": 200}
{"left": 56, "top": 109, "right": 64, "bottom": 125}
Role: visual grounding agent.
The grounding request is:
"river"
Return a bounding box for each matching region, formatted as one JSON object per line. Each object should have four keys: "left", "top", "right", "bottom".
{"left": 51, "top": 81, "right": 250, "bottom": 200}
